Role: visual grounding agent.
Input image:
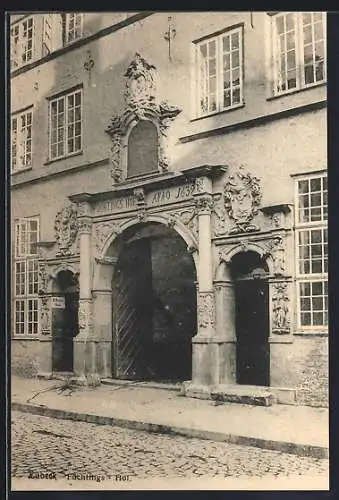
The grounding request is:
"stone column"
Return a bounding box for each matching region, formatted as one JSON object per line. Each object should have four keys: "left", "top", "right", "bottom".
{"left": 73, "top": 214, "right": 93, "bottom": 377}
{"left": 187, "top": 176, "right": 218, "bottom": 395}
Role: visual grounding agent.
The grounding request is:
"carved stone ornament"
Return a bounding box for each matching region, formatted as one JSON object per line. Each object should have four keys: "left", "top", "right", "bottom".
{"left": 224, "top": 166, "right": 262, "bottom": 234}
{"left": 167, "top": 207, "right": 199, "bottom": 240}
{"left": 105, "top": 53, "right": 182, "bottom": 183}
{"left": 95, "top": 221, "right": 120, "bottom": 255}
{"left": 78, "top": 300, "right": 92, "bottom": 333}
{"left": 40, "top": 297, "right": 51, "bottom": 333}
{"left": 38, "top": 261, "right": 50, "bottom": 295}
{"left": 134, "top": 187, "right": 145, "bottom": 204}
{"left": 268, "top": 236, "right": 286, "bottom": 276}
{"left": 78, "top": 218, "right": 92, "bottom": 234}
{"left": 54, "top": 204, "right": 78, "bottom": 256}
{"left": 272, "top": 282, "right": 290, "bottom": 334}
{"left": 195, "top": 195, "right": 214, "bottom": 215}
{"left": 198, "top": 291, "right": 215, "bottom": 329}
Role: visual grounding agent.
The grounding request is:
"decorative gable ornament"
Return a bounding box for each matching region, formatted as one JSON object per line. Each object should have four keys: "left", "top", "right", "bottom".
{"left": 224, "top": 165, "right": 262, "bottom": 234}
{"left": 105, "top": 53, "right": 182, "bottom": 184}
{"left": 54, "top": 204, "right": 78, "bottom": 256}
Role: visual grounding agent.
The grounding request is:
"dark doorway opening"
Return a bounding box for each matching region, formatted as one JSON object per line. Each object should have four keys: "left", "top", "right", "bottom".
{"left": 112, "top": 223, "right": 197, "bottom": 382}
{"left": 232, "top": 251, "right": 270, "bottom": 386}
{"left": 52, "top": 270, "right": 79, "bottom": 373}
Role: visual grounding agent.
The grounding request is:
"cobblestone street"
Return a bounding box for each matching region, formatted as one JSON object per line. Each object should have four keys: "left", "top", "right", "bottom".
{"left": 11, "top": 411, "right": 328, "bottom": 487}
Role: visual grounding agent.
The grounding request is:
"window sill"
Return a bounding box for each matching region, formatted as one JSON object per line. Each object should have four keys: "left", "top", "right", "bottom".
{"left": 12, "top": 335, "right": 40, "bottom": 341}
{"left": 44, "top": 150, "right": 83, "bottom": 166}
{"left": 190, "top": 102, "right": 245, "bottom": 122}
{"left": 293, "top": 331, "right": 328, "bottom": 337}
{"left": 266, "top": 81, "right": 326, "bottom": 101}
{"left": 11, "top": 166, "right": 33, "bottom": 175}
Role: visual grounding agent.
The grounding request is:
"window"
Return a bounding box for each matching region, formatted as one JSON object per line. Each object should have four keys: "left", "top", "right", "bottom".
{"left": 194, "top": 26, "right": 243, "bottom": 117}
{"left": 49, "top": 89, "right": 82, "bottom": 160}
{"left": 295, "top": 174, "right": 327, "bottom": 329}
{"left": 269, "top": 12, "right": 326, "bottom": 96}
{"left": 13, "top": 218, "right": 39, "bottom": 335}
{"left": 42, "top": 14, "right": 52, "bottom": 56}
{"left": 11, "top": 108, "right": 33, "bottom": 173}
{"left": 65, "top": 13, "right": 83, "bottom": 44}
{"left": 10, "top": 17, "right": 34, "bottom": 69}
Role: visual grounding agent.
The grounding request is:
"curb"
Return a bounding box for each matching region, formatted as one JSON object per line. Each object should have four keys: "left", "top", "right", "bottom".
{"left": 12, "top": 401, "right": 329, "bottom": 460}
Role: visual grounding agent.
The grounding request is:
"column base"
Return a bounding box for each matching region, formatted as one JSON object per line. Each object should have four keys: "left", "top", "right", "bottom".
{"left": 73, "top": 337, "right": 112, "bottom": 378}
{"left": 191, "top": 336, "right": 236, "bottom": 387}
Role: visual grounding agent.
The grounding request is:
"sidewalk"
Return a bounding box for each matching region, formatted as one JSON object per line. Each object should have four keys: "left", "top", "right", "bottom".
{"left": 11, "top": 376, "right": 329, "bottom": 459}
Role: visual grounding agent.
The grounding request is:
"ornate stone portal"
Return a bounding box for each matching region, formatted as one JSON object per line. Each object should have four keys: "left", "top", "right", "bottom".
{"left": 105, "top": 53, "right": 182, "bottom": 183}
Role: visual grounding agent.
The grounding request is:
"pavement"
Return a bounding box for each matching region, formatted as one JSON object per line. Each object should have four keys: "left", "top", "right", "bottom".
{"left": 11, "top": 376, "right": 329, "bottom": 460}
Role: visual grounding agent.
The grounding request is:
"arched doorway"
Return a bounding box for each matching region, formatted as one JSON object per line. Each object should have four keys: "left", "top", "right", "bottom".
{"left": 231, "top": 251, "right": 270, "bottom": 386}
{"left": 52, "top": 270, "right": 79, "bottom": 373}
{"left": 111, "top": 222, "right": 197, "bottom": 382}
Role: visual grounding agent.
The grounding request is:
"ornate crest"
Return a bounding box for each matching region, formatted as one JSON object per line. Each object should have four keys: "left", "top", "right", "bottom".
{"left": 124, "top": 53, "right": 157, "bottom": 106}
{"left": 272, "top": 282, "right": 290, "bottom": 334}
{"left": 54, "top": 204, "right": 78, "bottom": 256}
{"left": 224, "top": 166, "right": 262, "bottom": 233}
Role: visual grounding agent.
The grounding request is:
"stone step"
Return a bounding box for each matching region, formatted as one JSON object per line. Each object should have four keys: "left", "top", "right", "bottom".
{"left": 210, "top": 384, "right": 274, "bottom": 407}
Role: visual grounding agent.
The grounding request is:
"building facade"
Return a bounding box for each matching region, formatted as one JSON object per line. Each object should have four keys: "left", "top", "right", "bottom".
{"left": 10, "top": 12, "right": 328, "bottom": 407}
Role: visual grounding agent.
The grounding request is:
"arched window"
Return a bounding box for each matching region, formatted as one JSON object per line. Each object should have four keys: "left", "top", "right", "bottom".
{"left": 127, "top": 121, "right": 158, "bottom": 178}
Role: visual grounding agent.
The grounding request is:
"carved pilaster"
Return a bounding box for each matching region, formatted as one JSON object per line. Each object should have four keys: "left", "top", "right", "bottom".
{"left": 78, "top": 298, "right": 93, "bottom": 336}
{"left": 271, "top": 281, "right": 290, "bottom": 335}
{"left": 267, "top": 236, "right": 286, "bottom": 276}
{"left": 197, "top": 291, "right": 215, "bottom": 330}
{"left": 40, "top": 296, "right": 51, "bottom": 335}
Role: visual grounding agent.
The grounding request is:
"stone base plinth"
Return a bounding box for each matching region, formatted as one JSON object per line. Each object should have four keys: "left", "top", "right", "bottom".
{"left": 191, "top": 336, "right": 236, "bottom": 387}
{"left": 73, "top": 337, "right": 112, "bottom": 377}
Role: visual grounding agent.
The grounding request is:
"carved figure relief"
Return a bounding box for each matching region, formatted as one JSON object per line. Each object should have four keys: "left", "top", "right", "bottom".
{"left": 272, "top": 282, "right": 290, "bottom": 334}
{"left": 54, "top": 204, "right": 78, "bottom": 256}
{"left": 268, "top": 236, "right": 286, "bottom": 276}
{"left": 40, "top": 297, "right": 51, "bottom": 333}
{"left": 224, "top": 166, "right": 262, "bottom": 234}
{"left": 95, "top": 221, "right": 120, "bottom": 255}
{"left": 78, "top": 300, "right": 92, "bottom": 332}
{"left": 105, "top": 53, "right": 182, "bottom": 183}
{"left": 38, "top": 261, "right": 50, "bottom": 295}
{"left": 198, "top": 291, "right": 215, "bottom": 329}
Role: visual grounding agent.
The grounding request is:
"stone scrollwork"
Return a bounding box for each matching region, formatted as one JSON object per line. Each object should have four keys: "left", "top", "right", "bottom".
{"left": 94, "top": 221, "right": 120, "bottom": 255}
{"left": 224, "top": 165, "right": 262, "bottom": 234}
{"left": 167, "top": 207, "right": 199, "bottom": 240}
{"left": 198, "top": 291, "right": 215, "bottom": 329}
{"left": 271, "top": 282, "right": 290, "bottom": 334}
{"left": 105, "top": 53, "right": 182, "bottom": 183}
{"left": 54, "top": 204, "right": 78, "bottom": 256}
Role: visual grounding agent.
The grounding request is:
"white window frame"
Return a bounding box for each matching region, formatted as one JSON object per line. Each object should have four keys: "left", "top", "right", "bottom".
{"left": 295, "top": 172, "right": 328, "bottom": 331}
{"left": 48, "top": 88, "right": 83, "bottom": 161}
{"left": 11, "top": 107, "right": 33, "bottom": 173}
{"left": 13, "top": 217, "right": 40, "bottom": 336}
{"left": 268, "top": 12, "right": 326, "bottom": 97}
{"left": 10, "top": 16, "right": 34, "bottom": 70}
{"left": 42, "top": 14, "right": 53, "bottom": 56}
{"left": 64, "top": 13, "right": 83, "bottom": 45}
{"left": 193, "top": 25, "right": 244, "bottom": 119}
